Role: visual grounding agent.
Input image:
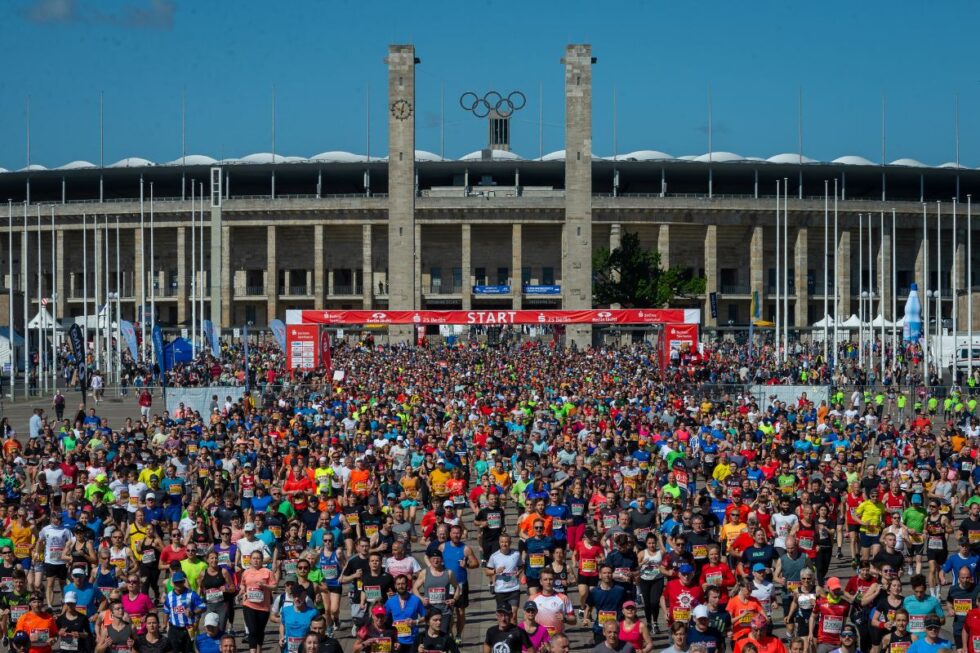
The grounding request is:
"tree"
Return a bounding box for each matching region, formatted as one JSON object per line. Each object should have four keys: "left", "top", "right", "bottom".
{"left": 592, "top": 231, "right": 706, "bottom": 308}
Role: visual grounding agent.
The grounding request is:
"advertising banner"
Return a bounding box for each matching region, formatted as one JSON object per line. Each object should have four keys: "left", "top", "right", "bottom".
{"left": 286, "top": 324, "right": 320, "bottom": 371}
{"left": 291, "top": 308, "right": 701, "bottom": 326}
{"left": 660, "top": 322, "right": 700, "bottom": 368}
{"left": 523, "top": 285, "right": 561, "bottom": 295}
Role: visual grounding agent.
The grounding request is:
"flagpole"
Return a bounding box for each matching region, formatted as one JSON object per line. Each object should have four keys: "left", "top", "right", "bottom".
{"left": 867, "top": 210, "right": 873, "bottom": 373}
{"left": 150, "top": 182, "right": 156, "bottom": 363}
{"left": 191, "top": 182, "right": 196, "bottom": 356}
{"left": 953, "top": 198, "right": 958, "bottom": 371}
{"left": 199, "top": 182, "right": 205, "bottom": 349}
{"left": 93, "top": 208, "right": 101, "bottom": 376}
{"left": 823, "top": 180, "right": 829, "bottom": 360}
{"left": 22, "top": 202, "right": 28, "bottom": 399}
{"left": 7, "top": 200, "right": 13, "bottom": 400}
{"left": 104, "top": 214, "right": 110, "bottom": 385}
{"left": 783, "top": 177, "right": 789, "bottom": 361}
{"left": 880, "top": 210, "right": 885, "bottom": 381}
{"left": 776, "top": 179, "right": 781, "bottom": 359}
{"left": 923, "top": 203, "right": 929, "bottom": 381}
{"left": 968, "top": 194, "right": 973, "bottom": 379}
{"left": 115, "top": 216, "right": 121, "bottom": 388}
{"left": 891, "top": 208, "right": 897, "bottom": 372}
{"left": 937, "top": 201, "right": 943, "bottom": 375}
{"left": 139, "top": 179, "right": 146, "bottom": 360}
{"left": 859, "top": 213, "right": 864, "bottom": 366}
{"left": 51, "top": 207, "right": 56, "bottom": 391}
{"left": 833, "top": 179, "right": 839, "bottom": 367}
{"left": 82, "top": 212, "right": 88, "bottom": 397}
{"left": 36, "top": 205, "right": 43, "bottom": 393}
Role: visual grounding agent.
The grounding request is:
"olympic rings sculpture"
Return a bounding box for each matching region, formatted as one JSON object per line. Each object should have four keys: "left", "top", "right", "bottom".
{"left": 459, "top": 91, "right": 527, "bottom": 118}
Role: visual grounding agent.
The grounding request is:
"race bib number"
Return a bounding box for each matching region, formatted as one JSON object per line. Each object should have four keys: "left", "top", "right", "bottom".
{"left": 602, "top": 515, "right": 617, "bottom": 529}
{"left": 14, "top": 544, "right": 29, "bottom": 558}
{"left": 49, "top": 546, "right": 64, "bottom": 563}
{"left": 598, "top": 610, "right": 617, "bottom": 625}
{"left": 955, "top": 598, "right": 973, "bottom": 616}
{"left": 529, "top": 554, "right": 545, "bottom": 569}
{"left": 452, "top": 495, "right": 465, "bottom": 506}
{"left": 10, "top": 606, "right": 27, "bottom": 622}
{"left": 427, "top": 587, "right": 446, "bottom": 604}
{"left": 287, "top": 637, "right": 303, "bottom": 653}
{"left": 60, "top": 636, "right": 78, "bottom": 651}
{"left": 571, "top": 504, "right": 584, "bottom": 516}
{"left": 705, "top": 572, "right": 722, "bottom": 586}
{"left": 581, "top": 559, "right": 597, "bottom": 574}
{"left": 364, "top": 585, "right": 382, "bottom": 602}
{"left": 394, "top": 620, "right": 411, "bottom": 637}
{"left": 129, "top": 496, "right": 139, "bottom": 508}
{"left": 283, "top": 561, "right": 298, "bottom": 575}
{"left": 30, "top": 629, "right": 49, "bottom": 644}
{"left": 487, "top": 514, "right": 501, "bottom": 530}
{"left": 130, "top": 615, "right": 143, "bottom": 630}
{"left": 672, "top": 607, "right": 690, "bottom": 622}
{"left": 970, "top": 530, "right": 980, "bottom": 544}
{"left": 614, "top": 567, "right": 631, "bottom": 581}
{"left": 242, "top": 488, "right": 254, "bottom": 498}
{"left": 787, "top": 581, "right": 801, "bottom": 593}
{"left": 692, "top": 544, "right": 708, "bottom": 559}
{"left": 370, "top": 640, "right": 392, "bottom": 653}
{"left": 552, "top": 519, "right": 564, "bottom": 530}
{"left": 347, "top": 513, "right": 360, "bottom": 526}
{"left": 824, "top": 615, "right": 843, "bottom": 634}
{"left": 909, "top": 615, "right": 925, "bottom": 633}
{"left": 206, "top": 588, "right": 223, "bottom": 603}
{"left": 928, "top": 536, "right": 945, "bottom": 550}
{"left": 365, "top": 525, "right": 379, "bottom": 538}
{"left": 322, "top": 564, "right": 338, "bottom": 580}
{"left": 798, "top": 537, "right": 813, "bottom": 550}
{"left": 141, "top": 551, "right": 156, "bottom": 564}
{"left": 169, "top": 485, "right": 182, "bottom": 496}
{"left": 246, "top": 588, "right": 264, "bottom": 603}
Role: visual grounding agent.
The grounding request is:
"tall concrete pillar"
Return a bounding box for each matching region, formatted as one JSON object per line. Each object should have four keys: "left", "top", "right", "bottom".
{"left": 795, "top": 227, "right": 808, "bottom": 327}
{"left": 609, "top": 223, "right": 622, "bottom": 251}
{"left": 838, "top": 229, "right": 851, "bottom": 317}
{"left": 314, "top": 225, "right": 325, "bottom": 310}
{"left": 880, "top": 225, "right": 892, "bottom": 320}
{"left": 176, "top": 227, "right": 187, "bottom": 324}
{"left": 704, "top": 225, "right": 717, "bottom": 327}
{"left": 266, "top": 226, "right": 278, "bottom": 323}
{"left": 55, "top": 230, "right": 65, "bottom": 320}
{"left": 512, "top": 224, "right": 522, "bottom": 310}
{"left": 750, "top": 225, "right": 764, "bottom": 317}
{"left": 562, "top": 44, "right": 595, "bottom": 348}
{"left": 220, "top": 225, "right": 231, "bottom": 327}
{"left": 386, "top": 44, "right": 418, "bottom": 344}
{"left": 362, "top": 224, "right": 373, "bottom": 309}
{"left": 461, "top": 224, "right": 471, "bottom": 310}
{"left": 658, "top": 224, "right": 671, "bottom": 267}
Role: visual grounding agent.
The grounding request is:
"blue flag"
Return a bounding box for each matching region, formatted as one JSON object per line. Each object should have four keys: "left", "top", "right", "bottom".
{"left": 243, "top": 324, "right": 250, "bottom": 391}
{"left": 119, "top": 321, "right": 138, "bottom": 360}
{"left": 203, "top": 320, "right": 220, "bottom": 357}
{"left": 152, "top": 323, "right": 165, "bottom": 386}
{"left": 269, "top": 319, "right": 286, "bottom": 350}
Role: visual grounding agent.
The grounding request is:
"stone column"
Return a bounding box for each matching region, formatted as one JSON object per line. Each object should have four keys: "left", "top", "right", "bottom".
{"left": 220, "top": 225, "right": 231, "bottom": 327}
{"left": 838, "top": 229, "right": 851, "bottom": 317}
{"left": 176, "top": 227, "right": 187, "bottom": 324}
{"left": 266, "top": 226, "right": 277, "bottom": 324}
{"left": 562, "top": 44, "right": 594, "bottom": 348}
{"left": 55, "top": 230, "right": 65, "bottom": 320}
{"left": 658, "top": 224, "right": 670, "bottom": 267}
{"left": 795, "top": 227, "right": 808, "bottom": 327}
{"left": 133, "top": 226, "right": 144, "bottom": 323}
{"left": 386, "top": 44, "right": 418, "bottom": 343}
{"left": 750, "top": 225, "right": 764, "bottom": 317}
{"left": 512, "top": 224, "right": 522, "bottom": 310}
{"left": 362, "top": 224, "right": 373, "bottom": 309}
{"left": 314, "top": 225, "right": 325, "bottom": 310}
{"left": 461, "top": 224, "right": 471, "bottom": 310}
{"left": 609, "top": 223, "right": 622, "bottom": 251}
{"left": 704, "top": 225, "right": 717, "bottom": 327}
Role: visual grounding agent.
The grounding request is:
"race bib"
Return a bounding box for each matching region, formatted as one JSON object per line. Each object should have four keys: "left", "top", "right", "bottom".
{"left": 364, "top": 585, "right": 382, "bottom": 602}
{"left": 347, "top": 514, "right": 360, "bottom": 526}
{"left": 452, "top": 495, "right": 465, "bottom": 506}
{"left": 59, "top": 636, "right": 78, "bottom": 651}
{"left": 287, "top": 637, "right": 303, "bottom": 653}
{"left": 169, "top": 485, "right": 182, "bottom": 496}
{"left": 394, "top": 619, "right": 412, "bottom": 637}
{"left": 14, "top": 544, "right": 29, "bottom": 558}
{"left": 130, "top": 615, "right": 143, "bottom": 630}
{"left": 672, "top": 607, "right": 690, "bottom": 622}
{"left": 581, "top": 559, "right": 597, "bottom": 574}
{"left": 129, "top": 496, "right": 139, "bottom": 508}
{"left": 322, "top": 564, "right": 338, "bottom": 580}
{"left": 552, "top": 519, "right": 564, "bottom": 530}
{"left": 909, "top": 615, "right": 925, "bottom": 633}
{"left": 692, "top": 544, "right": 708, "bottom": 559}
{"left": 283, "top": 561, "right": 298, "bottom": 576}
{"left": 798, "top": 537, "right": 813, "bottom": 550}
{"left": 242, "top": 488, "right": 254, "bottom": 498}
{"left": 529, "top": 554, "right": 545, "bottom": 569}
{"left": 571, "top": 504, "right": 584, "bottom": 516}
{"left": 10, "top": 606, "right": 27, "bottom": 622}
{"left": 602, "top": 515, "right": 617, "bottom": 529}
{"left": 954, "top": 598, "right": 972, "bottom": 616}
{"left": 365, "top": 525, "right": 379, "bottom": 538}
{"left": 141, "top": 551, "right": 156, "bottom": 564}
{"left": 206, "top": 588, "right": 223, "bottom": 603}
{"left": 246, "top": 588, "right": 264, "bottom": 603}
{"left": 30, "top": 629, "right": 49, "bottom": 644}
{"left": 970, "top": 530, "right": 980, "bottom": 544}
{"left": 598, "top": 610, "right": 617, "bottom": 625}
{"left": 928, "top": 536, "right": 945, "bottom": 550}
{"left": 370, "top": 640, "right": 392, "bottom": 653}
{"left": 614, "top": 567, "right": 631, "bottom": 581}
{"left": 270, "top": 526, "right": 281, "bottom": 539}
{"left": 787, "top": 581, "right": 801, "bottom": 593}
{"left": 705, "top": 572, "right": 722, "bottom": 586}
{"left": 824, "top": 615, "right": 843, "bottom": 634}
{"left": 49, "top": 546, "right": 64, "bottom": 563}
{"left": 427, "top": 587, "right": 446, "bottom": 604}
{"left": 487, "top": 514, "right": 502, "bottom": 530}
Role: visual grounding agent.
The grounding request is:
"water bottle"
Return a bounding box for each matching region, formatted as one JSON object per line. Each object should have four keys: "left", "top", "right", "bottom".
{"left": 904, "top": 282, "right": 923, "bottom": 343}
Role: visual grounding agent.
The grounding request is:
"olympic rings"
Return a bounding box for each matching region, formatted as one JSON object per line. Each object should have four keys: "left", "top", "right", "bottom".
{"left": 459, "top": 91, "right": 527, "bottom": 119}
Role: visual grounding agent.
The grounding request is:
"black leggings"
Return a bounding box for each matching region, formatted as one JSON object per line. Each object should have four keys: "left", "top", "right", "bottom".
{"left": 815, "top": 547, "right": 832, "bottom": 586}
{"left": 638, "top": 577, "right": 665, "bottom": 626}
{"left": 141, "top": 566, "right": 160, "bottom": 599}
{"left": 243, "top": 606, "right": 270, "bottom": 648}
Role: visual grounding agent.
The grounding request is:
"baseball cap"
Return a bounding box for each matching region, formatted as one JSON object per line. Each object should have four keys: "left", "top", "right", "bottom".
{"left": 911, "top": 494, "right": 923, "bottom": 504}
{"left": 924, "top": 617, "right": 942, "bottom": 629}
{"left": 145, "top": 493, "right": 156, "bottom": 500}
{"left": 622, "top": 600, "right": 637, "bottom": 609}
{"left": 731, "top": 488, "right": 742, "bottom": 497}
{"left": 495, "top": 606, "right": 512, "bottom": 615}
{"left": 678, "top": 563, "right": 694, "bottom": 574}
{"left": 443, "top": 500, "right": 454, "bottom": 508}
{"left": 523, "top": 601, "right": 538, "bottom": 612}
{"left": 825, "top": 577, "right": 842, "bottom": 591}
{"left": 63, "top": 591, "right": 77, "bottom": 604}
{"left": 71, "top": 567, "right": 85, "bottom": 576}
{"left": 371, "top": 605, "right": 386, "bottom": 616}
{"left": 692, "top": 605, "right": 709, "bottom": 620}
{"left": 841, "top": 624, "right": 859, "bottom": 636}
{"left": 204, "top": 613, "right": 220, "bottom": 628}
{"left": 752, "top": 563, "right": 766, "bottom": 573}
{"left": 244, "top": 523, "right": 256, "bottom": 532}
{"left": 172, "top": 571, "right": 187, "bottom": 583}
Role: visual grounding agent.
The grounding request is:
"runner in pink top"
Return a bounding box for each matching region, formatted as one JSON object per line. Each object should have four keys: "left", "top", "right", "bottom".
{"left": 121, "top": 573, "right": 155, "bottom": 634}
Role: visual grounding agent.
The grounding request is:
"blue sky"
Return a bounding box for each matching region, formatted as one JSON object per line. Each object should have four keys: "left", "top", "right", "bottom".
{"left": 2, "top": 0, "right": 978, "bottom": 169}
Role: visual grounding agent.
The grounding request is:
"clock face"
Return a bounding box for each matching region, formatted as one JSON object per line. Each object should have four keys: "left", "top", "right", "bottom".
{"left": 391, "top": 99, "right": 413, "bottom": 120}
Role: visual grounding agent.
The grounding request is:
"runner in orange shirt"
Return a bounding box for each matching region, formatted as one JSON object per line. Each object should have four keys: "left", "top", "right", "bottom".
{"left": 15, "top": 594, "right": 57, "bottom": 653}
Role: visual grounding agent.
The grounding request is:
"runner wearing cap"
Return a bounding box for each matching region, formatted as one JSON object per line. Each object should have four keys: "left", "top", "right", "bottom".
{"left": 811, "top": 577, "right": 851, "bottom": 653}
{"left": 483, "top": 606, "right": 532, "bottom": 653}
{"left": 906, "top": 617, "right": 951, "bottom": 653}
{"left": 353, "top": 604, "right": 398, "bottom": 653}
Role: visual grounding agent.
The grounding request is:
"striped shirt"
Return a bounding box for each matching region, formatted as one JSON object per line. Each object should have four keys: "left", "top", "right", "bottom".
{"left": 162, "top": 588, "right": 206, "bottom": 628}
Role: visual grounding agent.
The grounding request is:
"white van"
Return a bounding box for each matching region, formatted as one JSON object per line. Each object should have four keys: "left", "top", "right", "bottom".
{"left": 954, "top": 346, "right": 980, "bottom": 372}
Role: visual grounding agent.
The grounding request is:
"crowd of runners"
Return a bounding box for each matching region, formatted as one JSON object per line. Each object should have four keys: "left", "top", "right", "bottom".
{"left": 0, "top": 335, "right": 978, "bottom": 653}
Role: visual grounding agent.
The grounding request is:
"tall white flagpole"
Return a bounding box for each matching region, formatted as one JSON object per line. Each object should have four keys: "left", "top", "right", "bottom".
{"left": 139, "top": 179, "right": 146, "bottom": 359}
{"left": 93, "top": 209, "right": 100, "bottom": 375}
{"left": 891, "top": 209, "right": 897, "bottom": 371}
{"left": 199, "top": 182, "right": 205, "bottom": 347}
{"left": 867, "top": 210, "right": 873, "bottom": 372}
{"left": 880, "top": 210, "right": 885, "bottom": 380}
{"left": 36, "top": 205, "right": 43, "bottom": 393}
{"left": 22, "top": 203, "right": 28, "bottom": 399}
{"left": 149, "top": 183, "right": 155, "bottom": 362}
{"left": 115, "top": 216, "right": 121, "bottom": 387}
{"left": 823, "top": 180, "right": 829, "bottom": 360}
{"left": 923, "top": 203, "right": 930, "bottom": 380}
{"left": 783, "top": 177, "right": 789, "bottom": 360}
{"left": 833, "top": 179, "right": 839, "bottom": 364}
{"left": 953, "top": 198, "right": 958, "bottom": 369}
{"left": 191, "top": 182, "right": 196, "bottom": 356}
{"left": 969, "top": 194, "right": 974, "bottom": 378}
{"left": 776, "top": 179, "right": 781, "bottom": 358}
{"left": 82, "top": 213, "right": 88, "bottom": 391}
{"left": 104, "top": 215, "right": 110, "bottom": 384}
{"left": 7, "top": 200, "right": 13, "bottom": 399}
{"left": 937, "top": 201, "right": 943, "bottom": 373}
{"left": 51, "top": 207, "right": 56, "bottom": 390}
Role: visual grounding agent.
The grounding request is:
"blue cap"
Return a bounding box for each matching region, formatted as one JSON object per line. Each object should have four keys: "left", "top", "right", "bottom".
{"left": 752, "top": 563, "right": 766, "bottom": 572}
{"left": 172, "top": 571, "right": 187, "bottom": 583}
{"left": 911, "top": 494, "right": 923, "bottom": 504}
{"left": 678, "top": 563, "right": 695, "bottom": 574}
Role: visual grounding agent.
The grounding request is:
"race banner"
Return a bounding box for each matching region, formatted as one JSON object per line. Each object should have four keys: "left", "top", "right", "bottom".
{"left": 119, "top": 321, "right": 138, "bottom": 361}
{"left": 288, "top": 308, "right": 700, "bottom": 326}
{"left": 269, "top": 319, "right": 287, "bottom": 350}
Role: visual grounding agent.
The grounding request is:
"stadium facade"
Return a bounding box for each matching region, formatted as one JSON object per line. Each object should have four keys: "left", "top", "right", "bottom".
{"left": 0, "top": 44, "right": 978, "bottom": 346}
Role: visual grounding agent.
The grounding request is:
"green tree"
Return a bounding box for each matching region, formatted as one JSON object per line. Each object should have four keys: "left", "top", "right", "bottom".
{"left": 592, "top": 231, "right": 706, "bottom": 308}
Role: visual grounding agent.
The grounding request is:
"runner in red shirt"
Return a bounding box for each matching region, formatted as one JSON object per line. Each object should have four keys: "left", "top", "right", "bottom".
{"left": 810, "top": 577, "right": 851, "bottom": 651}
{"left": 662, "top": 563, "right": 704, "bottom": 626}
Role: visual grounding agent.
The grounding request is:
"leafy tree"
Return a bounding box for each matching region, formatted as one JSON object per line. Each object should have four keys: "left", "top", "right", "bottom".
{"left": 592, "top": 231, "right": 706, "bottom": 308}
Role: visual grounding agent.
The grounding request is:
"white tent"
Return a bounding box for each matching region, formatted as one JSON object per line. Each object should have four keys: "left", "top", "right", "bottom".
{"left": 0, "top": 328, "right": 24, "bottom": 372}
{"left": 811, "top": 315, "right": 835, "bottom": 328}
{"left": 840, "top": 314, "right": 863, "bottom": 329}
{"left": 28, "top": 308, "right": 61, "bottom": 330}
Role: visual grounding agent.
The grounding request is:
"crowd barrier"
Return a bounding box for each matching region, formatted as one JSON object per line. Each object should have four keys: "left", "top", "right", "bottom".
{"left": 163, "top": 386, "right": 248, "bottom": 417}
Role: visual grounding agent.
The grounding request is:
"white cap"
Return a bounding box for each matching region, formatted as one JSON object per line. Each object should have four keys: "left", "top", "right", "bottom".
{"left": 244, "top": 523, "right": 256, "bottom": 532}
{"left": 692, "top": 605, "right": 709, "bottom": 620}
{"left": 203, "top": 613, "right": 220, "bottom": 628}
{"left": 442, "top": 500, "right": 454, "bottom": 508}
{"left": 145, "top": 493, "right": 156, "bottom": 500}
{"left": 63, "top": 591, "right": 78, "bottom": 604}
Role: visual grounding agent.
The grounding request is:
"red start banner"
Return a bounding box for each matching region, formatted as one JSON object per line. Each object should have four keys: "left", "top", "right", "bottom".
{"left": 291, "top": 308, "right": 700, "bottom": 326}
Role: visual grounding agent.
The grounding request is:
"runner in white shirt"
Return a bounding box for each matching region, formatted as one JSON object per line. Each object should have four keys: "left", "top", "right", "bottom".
{"left": 771, "top": 496, "right": 800, "bottom": 553}
{"left": 529, "top": 568, "right": 575, "bottom": 636}
{"left": 486, "top": 535, "right": 522, "bottom": 620}
{"left": 37, "top": 511, "right": 73, "bottom": 608}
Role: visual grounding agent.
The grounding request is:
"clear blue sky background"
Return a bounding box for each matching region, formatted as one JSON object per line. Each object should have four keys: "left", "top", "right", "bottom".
{"left": 2, "top": 0, "right": 978, "bottom": 170}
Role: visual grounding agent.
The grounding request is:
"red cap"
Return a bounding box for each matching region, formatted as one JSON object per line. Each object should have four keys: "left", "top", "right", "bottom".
{"left": 371, "top": 605, "right": 386, "bottom": 616}
{"left": 731, "top": 489, "right": 742, "bottom": 497}
{"left": 826, "top": 577, "right": 842, "bottom": 591}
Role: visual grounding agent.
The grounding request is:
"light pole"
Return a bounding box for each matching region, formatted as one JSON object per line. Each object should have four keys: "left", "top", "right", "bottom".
{"left": 107, "top": 291, "right": 119, "bottom": 391}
